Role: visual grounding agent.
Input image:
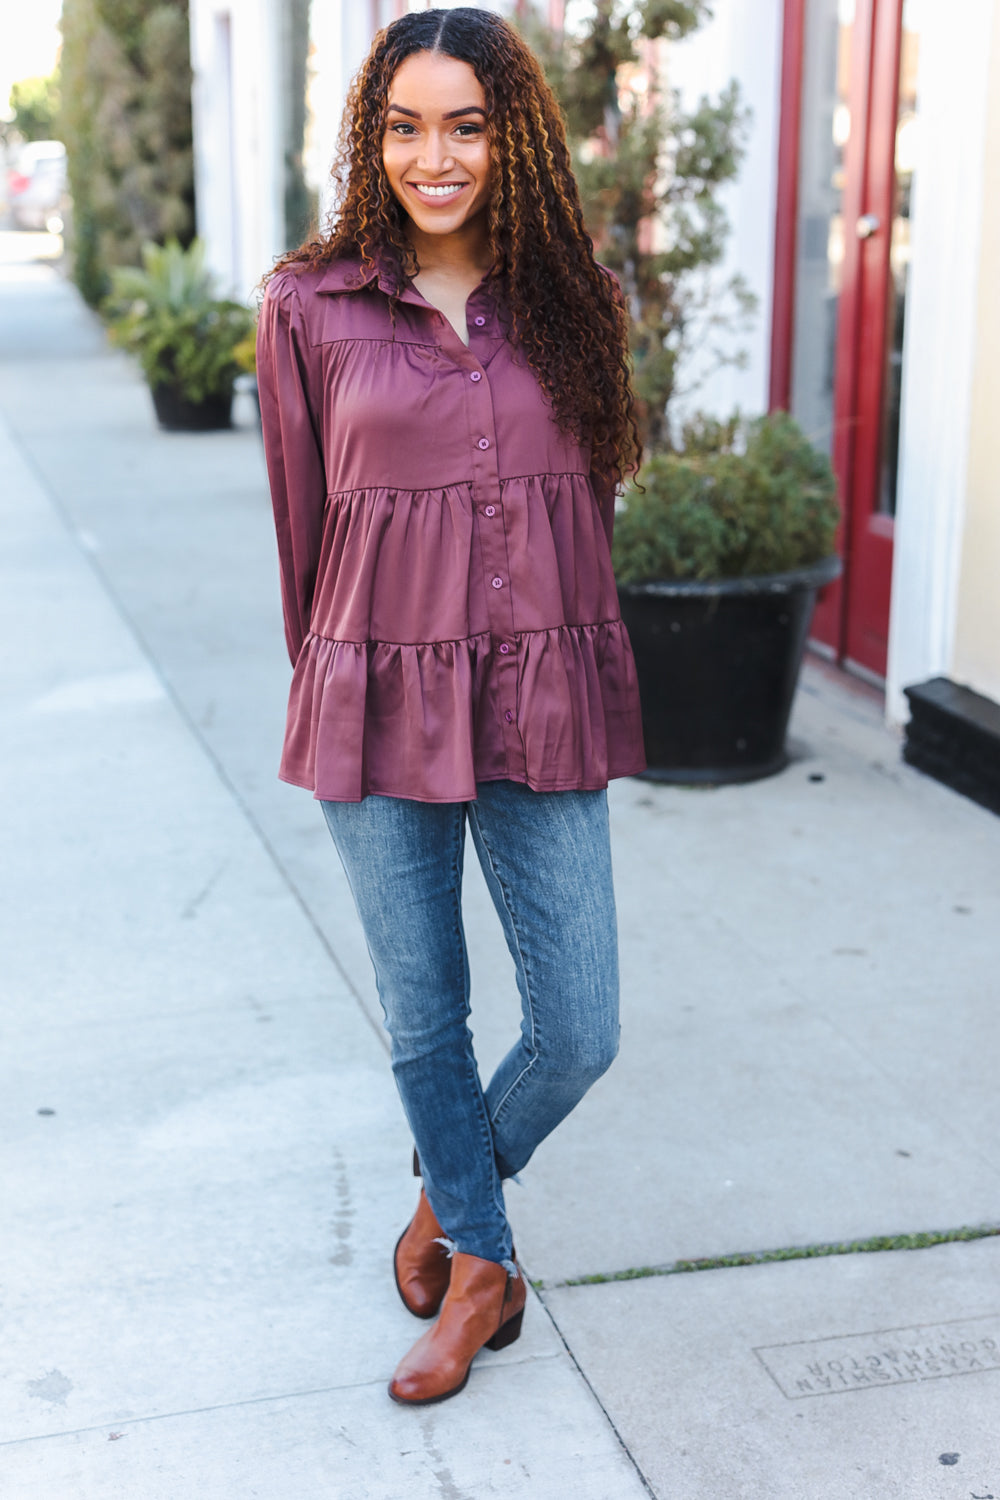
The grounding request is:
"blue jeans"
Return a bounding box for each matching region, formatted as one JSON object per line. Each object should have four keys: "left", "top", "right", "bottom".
{"left": 320, "top": 781, "right": 620, "bottom": 1267}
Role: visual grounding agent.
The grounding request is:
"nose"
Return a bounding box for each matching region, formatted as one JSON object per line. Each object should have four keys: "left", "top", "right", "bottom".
{"left": 417, "top": 131, "right": 454, "bottom": 175}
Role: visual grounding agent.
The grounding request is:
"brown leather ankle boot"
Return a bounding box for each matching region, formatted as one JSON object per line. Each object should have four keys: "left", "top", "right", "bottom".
{"left": 394, "top": 1188, "right": 452, "bottom": 1319}
{"left": 388, "top": 1252, "right": 527, "bottom": 1405}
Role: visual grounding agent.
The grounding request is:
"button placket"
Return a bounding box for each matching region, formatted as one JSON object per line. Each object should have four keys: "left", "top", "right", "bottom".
{"left": 464, "top": 356, "right": 521, "bottom": 770}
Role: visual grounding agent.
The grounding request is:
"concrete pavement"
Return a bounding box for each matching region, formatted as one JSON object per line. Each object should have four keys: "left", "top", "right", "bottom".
{"left": 2, "top": 238, "right": 999, "bottom": 1498}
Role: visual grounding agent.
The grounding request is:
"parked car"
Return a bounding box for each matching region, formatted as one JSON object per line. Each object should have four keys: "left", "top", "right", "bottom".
{"left": 6, "top": 140, "right": 67, "bottom": 232}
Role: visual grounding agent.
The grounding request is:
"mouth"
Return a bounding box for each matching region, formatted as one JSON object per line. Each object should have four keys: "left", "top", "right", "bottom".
{"left": 407, "top": 181, "right": 469, "bottom": 204}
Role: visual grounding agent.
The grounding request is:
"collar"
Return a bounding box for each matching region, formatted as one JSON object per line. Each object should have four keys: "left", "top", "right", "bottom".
{"left": 316, "top": 255, "right": 403, "bottom": 297}
{"left": 314, "top": 252, "right": 501, "bottom": 333}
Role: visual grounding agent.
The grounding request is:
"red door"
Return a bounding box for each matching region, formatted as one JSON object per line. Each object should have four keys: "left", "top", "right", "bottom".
{"left": 771, "top": 0, "right": 921, "bottom": 680}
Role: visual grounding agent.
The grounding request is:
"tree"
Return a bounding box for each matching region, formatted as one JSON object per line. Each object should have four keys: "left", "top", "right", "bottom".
{"left": 59, "top": 0, "right": 195, "bottom": 305}
{"left": 522, "top": 0, "right": 754, "bottom": 451}
{"left": 3, "top": 74, "right": 61, "bottom": 146}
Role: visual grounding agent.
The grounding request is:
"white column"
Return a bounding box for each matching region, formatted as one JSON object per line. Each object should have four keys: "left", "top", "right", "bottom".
{"left": 885, "top": 0, "right": 996, "bottom": 721}
{"left": 663, "top": 0, "right": 785, "bottom": 422}
{"left": 308, "top": 4, "right": 374, "bottom": 231}
{"left": 189, "top": 0, "right": 284, "bottom": 301}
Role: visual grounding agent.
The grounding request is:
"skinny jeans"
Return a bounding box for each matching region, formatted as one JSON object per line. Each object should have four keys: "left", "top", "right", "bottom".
{"left": 320, "top": 780, "right": 620, "bottom": 1267}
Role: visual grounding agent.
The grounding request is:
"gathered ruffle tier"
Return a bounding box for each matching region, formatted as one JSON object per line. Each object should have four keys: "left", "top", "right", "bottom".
{"left": 280, "top": 619, "right": 645, "bottom": 804}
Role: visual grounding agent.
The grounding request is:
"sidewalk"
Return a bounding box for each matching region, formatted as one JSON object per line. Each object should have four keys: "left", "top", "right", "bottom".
{"left": 2, "top": 242, "right": 999, "bottom": 1499}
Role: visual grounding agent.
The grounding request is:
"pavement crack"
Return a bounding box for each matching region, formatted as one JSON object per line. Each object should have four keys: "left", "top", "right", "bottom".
{"left": 180, "top": 860, "right": 228, "bottom": 920}
{"left": 0, "top": 1376, "right": 394, "bottom": 1450}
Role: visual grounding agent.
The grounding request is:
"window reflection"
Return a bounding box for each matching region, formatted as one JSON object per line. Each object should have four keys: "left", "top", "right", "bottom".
{"left": 790, "top": 0, "right": 853, "bottom": 455}
{"left": 880, "top": 0, "right": 921, "bottom": 516}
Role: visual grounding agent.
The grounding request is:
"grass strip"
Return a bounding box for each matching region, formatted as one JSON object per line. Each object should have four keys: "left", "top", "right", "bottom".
{"left": 536, "top": 1222, "right": 1000, "bottom": 1291}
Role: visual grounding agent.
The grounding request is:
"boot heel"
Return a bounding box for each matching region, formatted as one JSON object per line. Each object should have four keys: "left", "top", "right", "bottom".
{"left": 486, "top": 1308, "right": 524, "bottom": 1352}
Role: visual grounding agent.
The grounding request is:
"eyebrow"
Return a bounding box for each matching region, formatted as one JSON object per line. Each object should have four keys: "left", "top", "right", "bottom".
{"left": 386, "top": 104, "right": 487, "bottom": 121}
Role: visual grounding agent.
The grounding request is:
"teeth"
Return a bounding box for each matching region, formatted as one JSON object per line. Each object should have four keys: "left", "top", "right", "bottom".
{"left": 417, "top": 184, "right": 463, "bottom": 197}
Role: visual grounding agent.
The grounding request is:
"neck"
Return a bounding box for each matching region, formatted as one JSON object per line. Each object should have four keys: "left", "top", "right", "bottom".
{"left": 406, "top": 221, "right": 493, "bottom": 280}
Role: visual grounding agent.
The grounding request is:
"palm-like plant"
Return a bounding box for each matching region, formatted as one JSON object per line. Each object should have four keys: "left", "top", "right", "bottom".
{"left": 105, "top": 238, "right": 255, "bottom": 404}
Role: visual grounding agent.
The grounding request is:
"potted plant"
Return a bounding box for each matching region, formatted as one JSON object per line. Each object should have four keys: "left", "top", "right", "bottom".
{"left": 614, "top": 411, "right": 841, "bottom": 782}
{"left": 104, "top": 238, "right": 255, "bottom": 431}
{"left": 231, "top": 329, "right": 261, "bottom": 431}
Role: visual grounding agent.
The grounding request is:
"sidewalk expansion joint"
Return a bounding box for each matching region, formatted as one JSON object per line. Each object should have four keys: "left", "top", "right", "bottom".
{"left": 0, "top": 1376, "right": 398, "bottom": 1450}
{"left": 533, "top": 1221, "right": 1000, "bottom": 1290}
{"left": 534, "top": 1297, "right": 659, "bottom": 1499}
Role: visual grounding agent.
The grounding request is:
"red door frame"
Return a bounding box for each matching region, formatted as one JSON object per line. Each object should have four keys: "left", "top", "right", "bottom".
{"left": 771, "top": 0, "right": 904, "bottom": 678}
{"left": 768, "top": 0, "right": 806, "bottom": 417}
{"left": 843, "top": 0, "right": 902, "bottom": 672}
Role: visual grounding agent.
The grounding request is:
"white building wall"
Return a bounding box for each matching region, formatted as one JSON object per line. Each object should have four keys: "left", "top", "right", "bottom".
{"left": 189, "top": 0, "right": 284, "bottom": 300}
{"left": 664, "top": 1, "right": 784, "bottom": 422}
{"left": 307, "top": 5, "right": 376, "bottom": 231}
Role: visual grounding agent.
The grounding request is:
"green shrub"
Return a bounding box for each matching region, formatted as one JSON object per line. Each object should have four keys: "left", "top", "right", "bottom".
{"left": 612, "top": 411, "right": 840, "bottom": 583}
{"left": 4, "top": 73, "right": 61, "bottom": 145}
{"left": 104, "top": 238, "right": 255, "bottom": 402}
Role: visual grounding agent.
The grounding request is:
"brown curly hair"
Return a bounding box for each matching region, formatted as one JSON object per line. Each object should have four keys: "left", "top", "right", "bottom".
{"left": 267, "top": 7, "right": 640, "bottom": 491}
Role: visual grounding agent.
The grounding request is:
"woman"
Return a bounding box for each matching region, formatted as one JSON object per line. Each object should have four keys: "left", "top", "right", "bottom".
{"left": 257, "top": 7, "right": 645, "bottom": 1406}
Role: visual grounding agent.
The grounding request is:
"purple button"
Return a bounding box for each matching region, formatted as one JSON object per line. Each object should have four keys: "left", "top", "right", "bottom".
{"left": 491, "top": 576, "right": 503, "bottom": 589}
{"left": 470, "top": 371, "right": 482, "bottom": 382}
{"left": 478, "top": 437, "right": 490, "bottom": 450}
{"left": 504, "top": 710, "right": 514, "bottom": 723}
{"left": 474, "top": 315, "right": 486, "bottom": 327}
{"left": 484, "top": 505, "right": 496, "bottom": 517}
{"left": 499, "top": 642, "right": 510, "bottom": 655}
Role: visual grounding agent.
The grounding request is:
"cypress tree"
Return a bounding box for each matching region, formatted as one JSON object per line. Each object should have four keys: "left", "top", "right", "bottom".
{"left": 59, "top": 0, "right": 194, "bottom": 305}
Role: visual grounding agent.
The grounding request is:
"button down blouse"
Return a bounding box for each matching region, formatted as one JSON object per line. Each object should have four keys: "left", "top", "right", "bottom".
{"left": 256, "top": 256, "right": 646, "bottom": 803}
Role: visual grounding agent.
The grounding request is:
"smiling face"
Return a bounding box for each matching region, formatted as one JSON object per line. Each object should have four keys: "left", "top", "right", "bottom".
{"left": 382, "top": 51, "right": 493, "bottom": 251}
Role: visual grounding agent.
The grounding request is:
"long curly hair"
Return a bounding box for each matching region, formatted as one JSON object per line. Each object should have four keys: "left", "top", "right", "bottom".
{"left": 267, "top": 7, "right": 640, "bottom": 490}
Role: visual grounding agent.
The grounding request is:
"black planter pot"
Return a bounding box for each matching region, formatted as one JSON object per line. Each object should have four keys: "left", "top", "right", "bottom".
{"left": 617, "top": 555, "right": 841, "bottom": 784}
{"left": 151, "top": 384, "right": 234, "bottom": 432}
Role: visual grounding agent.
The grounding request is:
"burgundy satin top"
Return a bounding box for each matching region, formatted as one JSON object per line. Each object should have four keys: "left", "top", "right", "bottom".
{"left": 256, "top": 255, "right": 645, "bottom": 803}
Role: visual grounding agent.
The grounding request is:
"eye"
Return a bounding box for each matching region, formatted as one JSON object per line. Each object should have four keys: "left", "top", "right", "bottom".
{"left": 453, "top": 123, "right": 483, "bottom": 138}
{"left": 387, "top": 121, "right": 417, "bottom": 136}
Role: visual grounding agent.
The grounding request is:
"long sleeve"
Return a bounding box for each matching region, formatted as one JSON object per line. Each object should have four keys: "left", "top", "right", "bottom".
{"left": 257, "top": 270, "right": 327, "bottom": 665}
